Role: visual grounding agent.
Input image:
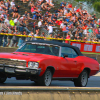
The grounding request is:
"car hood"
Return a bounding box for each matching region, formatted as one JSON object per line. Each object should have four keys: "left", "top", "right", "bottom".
{"left": 0, "top": 52, "right": 56, "bottom": 62}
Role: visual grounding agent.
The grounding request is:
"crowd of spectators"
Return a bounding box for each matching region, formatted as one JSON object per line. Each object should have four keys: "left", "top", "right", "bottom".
{"left": 0, "top": 0, "right": 100, "bottom": 48}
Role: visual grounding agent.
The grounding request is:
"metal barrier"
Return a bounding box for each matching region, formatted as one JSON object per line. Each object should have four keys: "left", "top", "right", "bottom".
{"left": 0, "top": 33, "right": 100, "bottom": 44}
{"left": 0, "top": 87, "right": 100, "bottom": 100}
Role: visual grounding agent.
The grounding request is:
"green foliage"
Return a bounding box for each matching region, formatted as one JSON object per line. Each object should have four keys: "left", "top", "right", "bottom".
{"left": 75, "top": 0, "right": 83, "bottom": 2}
{"left": 75, "top": 0, "right": 100, "bottom": 3}
{"left": 93, "top": 2, "right": 100, "bottom": 12}
{"left": 75, "top": 0, "right": 100, "bottom": 12}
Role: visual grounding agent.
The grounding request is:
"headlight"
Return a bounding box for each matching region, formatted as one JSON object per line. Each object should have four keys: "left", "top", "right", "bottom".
{"left": 28, "top": 62, "right": 39, "bottom": 69}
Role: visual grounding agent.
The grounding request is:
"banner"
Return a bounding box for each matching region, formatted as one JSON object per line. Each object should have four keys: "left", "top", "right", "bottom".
{"left": 71, "top": 41, "right": 100, "bottom": 53}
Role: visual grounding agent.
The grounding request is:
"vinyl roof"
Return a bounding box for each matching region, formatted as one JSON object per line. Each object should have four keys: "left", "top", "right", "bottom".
{"left": 26, "top": 40, "right": 83, "bottom": 56}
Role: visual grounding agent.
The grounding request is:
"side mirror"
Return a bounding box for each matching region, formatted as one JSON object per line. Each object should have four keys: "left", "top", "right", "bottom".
{"left": 63, "top": 54, "right": 68, "bottom": 58}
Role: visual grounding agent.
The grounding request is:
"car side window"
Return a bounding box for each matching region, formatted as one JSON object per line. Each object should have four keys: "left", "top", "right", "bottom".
{"left": 61, "top": 47, "right": 78, "bottom": 58}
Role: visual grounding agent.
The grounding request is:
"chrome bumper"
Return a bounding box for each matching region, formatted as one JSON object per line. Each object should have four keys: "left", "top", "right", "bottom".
{"left": 0, "top": 64, "right": 41, "bottom": 75}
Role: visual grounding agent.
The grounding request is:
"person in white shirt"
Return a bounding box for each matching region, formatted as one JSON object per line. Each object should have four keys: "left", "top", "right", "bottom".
{"left": 46, "top": 0, "right": 54, "bottom": 7}
{"left": 10, "top": 0, "right": 15, "bottom": 7}
{"left": 64, "top": 7, "right": 68, "bottom": 15}
{"left": 14, "top": 18, "right": 19, "bottom": 23}
{"left": 47, "top": 23, "right": 53, "bottom": 35}
{"left": 60, "top": 21, "right": 64, "bottom": 29}
{"left": 83, "top": 28, "right": 88, "bottom": 37}
{"left": 38, "top": 19, "right": 43, "bottom": 27}
{"left": 4, "top": 17, "right": 10, "bottom": 26}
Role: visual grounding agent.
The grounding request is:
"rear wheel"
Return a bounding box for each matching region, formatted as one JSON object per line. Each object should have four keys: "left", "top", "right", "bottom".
{"left": 0, "top": 74, "right": 7, "bottom": 83}
{"left": 38, "top": 69, "right": 52, "bottom": 86}
{"left": 74, "top": 70, "right": 88, "bottom": 87}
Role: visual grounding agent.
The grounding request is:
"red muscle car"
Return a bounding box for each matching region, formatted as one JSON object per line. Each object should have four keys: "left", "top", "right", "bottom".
{"left": 0, "top": 40, "right": 99, "bottom": 86}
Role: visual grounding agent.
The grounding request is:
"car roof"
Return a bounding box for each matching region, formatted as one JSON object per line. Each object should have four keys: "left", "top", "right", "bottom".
{"left": 26, "top": 40, "right": 83, "bottom": 56}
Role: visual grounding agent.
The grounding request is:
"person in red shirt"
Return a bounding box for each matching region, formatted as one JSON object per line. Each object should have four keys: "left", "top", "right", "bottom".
{"left": 65, "top": 33, "right": 70, "bottom": 44}
{"left": 55, "top": 19, "right": 62, "bottom": 25}
{"left": 67, "top": 3, "right": 72, "bottom": 11}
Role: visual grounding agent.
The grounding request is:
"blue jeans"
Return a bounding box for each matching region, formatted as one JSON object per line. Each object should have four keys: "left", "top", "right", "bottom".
{"left": 0, "top": 37, "right": 3, "bottom": 46}
{"left": 18, "top": 39, "right": 25, "bottom": 47}
{"left": 3, "top": 39, "right": 7, "bottom": 47}
{"left": 17, "top": 26, "right": 24, "bottom": 32}
{"left": 24, "top": 27, "right": 30, "bottom": 33}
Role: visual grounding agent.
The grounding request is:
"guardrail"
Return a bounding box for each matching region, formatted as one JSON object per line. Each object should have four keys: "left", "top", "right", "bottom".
{"left": 0, "top": 87, "right": 100, "bottom": 100}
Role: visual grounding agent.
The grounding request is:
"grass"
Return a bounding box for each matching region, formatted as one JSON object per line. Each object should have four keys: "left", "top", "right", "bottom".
{"left": 82, "top": 52, "right": 100, "bottom": 55}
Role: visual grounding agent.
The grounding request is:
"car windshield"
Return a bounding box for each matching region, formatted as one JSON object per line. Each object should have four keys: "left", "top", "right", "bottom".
{"left": 16, "top": 43, "right": 60, "bottom": 56}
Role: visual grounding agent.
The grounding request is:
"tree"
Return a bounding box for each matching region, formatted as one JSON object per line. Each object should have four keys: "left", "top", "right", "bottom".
{"left": 75, "top": 0, "right": 100, "bottom": 12}
{"left": 93, "top": 2, "right": 100, "bottom": 12}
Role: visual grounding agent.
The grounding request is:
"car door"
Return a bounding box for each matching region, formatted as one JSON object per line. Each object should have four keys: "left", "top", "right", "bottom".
{"left": 60, "top": 47, "right": 79, "bottom": 77}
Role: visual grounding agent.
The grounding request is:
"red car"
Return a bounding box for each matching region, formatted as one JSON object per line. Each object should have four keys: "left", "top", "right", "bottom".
{"left": 0, "top": 40, "right": 99, "bottom": 86}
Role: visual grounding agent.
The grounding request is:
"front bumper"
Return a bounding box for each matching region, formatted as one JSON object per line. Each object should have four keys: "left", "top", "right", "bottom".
{"left": 0, "top": 64, "right": 41, "bottom": 75}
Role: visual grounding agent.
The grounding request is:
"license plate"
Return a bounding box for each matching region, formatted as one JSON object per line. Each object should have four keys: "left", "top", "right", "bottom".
{"left": 5, "top": 67, "right": 15, "bottom": 73}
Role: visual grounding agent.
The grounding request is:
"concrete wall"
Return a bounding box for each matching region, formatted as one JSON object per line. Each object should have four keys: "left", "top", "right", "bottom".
{"left": 0, "top": 47, "right": 17, "bottom": 53}
{"left": 0, "top": 87, "right": 100, "bottom": 100}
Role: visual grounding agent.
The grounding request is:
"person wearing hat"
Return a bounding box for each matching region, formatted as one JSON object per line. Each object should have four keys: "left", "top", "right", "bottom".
{"left": 43, "top": 22, "right": 48, "bottom": 30}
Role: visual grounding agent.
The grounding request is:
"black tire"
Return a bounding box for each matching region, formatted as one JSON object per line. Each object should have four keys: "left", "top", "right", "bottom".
{"left": 37, "top": 69, "right": 52, "bottom": 86}
{"left": 0, "top": 74, "right": 7, "bottom": 83}
{"left": 74, "top": 70, "right": 88, "bottom": 87}
{"left": 34, "top": 81, "right": 38, "bottom": 84}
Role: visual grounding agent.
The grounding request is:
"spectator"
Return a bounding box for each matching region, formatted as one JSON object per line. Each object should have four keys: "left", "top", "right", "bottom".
{"left": 60, "top": 1, "right": 65, "bottom": 9}
{"left": 7, "top": 30, "right": 13, "bottom": 47}
{"left": 65, "top": 33, "right": 70, "bottom": 43}
{"left": 12, "top": 7, "right": 19, "bottom": 18}
{"left": 4, "top": 17, "right": 10, "bottom": 26}
{"left": 10, "top": 0, "right": 15, "bottom": 7}
{"left": 34, "top": 29, "right": 39, "bottom": 40}
{"left": 9, "top": 18, "right": 15, "bottom": 27}
{"left": 18, "top": 31, "right": 26, "bottom": 47}
{"left": 27, "top": 31, "right": 34, "bottom": 41}
{"left": 60, "top": 20, "right": 65, "bottom": 29}
{"left": 47, "top": 23, "right": 53, "bottom": 35}
{"left": 32, "top": 13, "right": 37, "bottom": 19}
{"left": 3, "top": 30, "right": 8, "bottom": 47}
{"left": 0, "top": 8, "right": 4, "bottom": 14}
{"left": 12, "top": 30, "right": 18, "bottom": 47}
{"left": 41, "top": 32, "right": 45, "bottom": 37}
{"left": 48, "top": 33, "right": 53, "bottom": 38}
{"left": 22, "top": 0, "right": 29, "bottom": 3}
{"left": 0, "top": 29, "right": 4, "bottom": 46}
{"left": 56, "top": 33, "right": 63, "bottom": 42}
{"left": 38, "top": 19, "right": 43, "bottom": 27}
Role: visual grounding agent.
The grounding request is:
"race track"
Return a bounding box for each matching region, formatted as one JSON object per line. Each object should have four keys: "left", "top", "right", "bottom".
{"left": 0, "top": 72, "right": 100, "bottom": 87}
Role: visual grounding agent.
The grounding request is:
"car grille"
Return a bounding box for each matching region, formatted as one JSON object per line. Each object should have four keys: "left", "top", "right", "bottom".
{"left": 0, "top": 58, "right": 26, "bottom": 67}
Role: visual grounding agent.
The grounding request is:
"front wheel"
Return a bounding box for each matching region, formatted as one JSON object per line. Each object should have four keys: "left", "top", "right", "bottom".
{"left": 38, "top": 69, "right": 52, "bottom": 86}
{"left": 74, "top": 70, "right": 88, "bottom": 87}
